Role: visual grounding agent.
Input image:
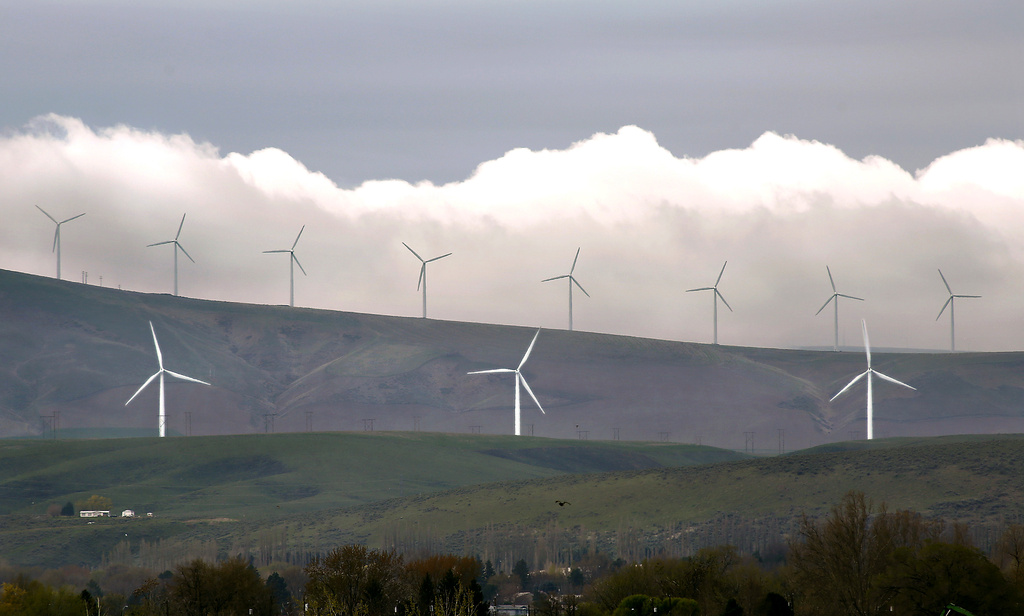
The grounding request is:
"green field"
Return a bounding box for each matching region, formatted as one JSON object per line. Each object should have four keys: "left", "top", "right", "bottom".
{"left": 2, "top": 432, "right": 1023, "bottom": 569}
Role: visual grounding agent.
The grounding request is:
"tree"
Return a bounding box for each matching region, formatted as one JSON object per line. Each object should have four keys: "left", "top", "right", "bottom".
{"left": 788, "top": 491, "right": 900, "bottom": 616}
{"left": 60, "top": 501, "right": 74, "bottom": 516}
{"left": 512, "top": 560, "right": 531, "bottom": 591}
{"left": 77, "top": 495, "right": 112, "bottom": 511}
{"left": 880, "top": 542, "right": 1023, "bottom": 615}
{"left": 167, "top": 558, "right": 275, "bottom": 616}
{"left": 266, "top": 572, "right": 292, "bottom": 614}
{"left": 304, "top": 545, "right": 408, "bottom": 616}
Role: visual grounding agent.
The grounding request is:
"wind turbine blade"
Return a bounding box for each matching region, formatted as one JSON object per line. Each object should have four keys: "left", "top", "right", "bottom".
{"left": 164, "top": 370, "right": 211, "bottom": 386}
{"left": 687, "top": 287, "right": 713, "bottom": 293}
{"left": 175, "top": 213, "right": 186, "bottom": 240}
{"left": 148, "top": 240, "right": 174, "bottom": 247}
{"left": 35, "top": 204, "right": 57, "bottom": 223}
{"left": 292, "top": 253, "right": 307, "bottom": 276}
{"left": 416, "top": 264, "right": 425, "bottom": 291}
{"left": 936, "top": 297, "right": 952, "bottom": 320}
{"left": 149, "top": 322, "right": 164, "bottom": 369}
{"left": 571, "top": 277, "right": 590, "bottom": 298}
{"left": 291, "top": 225, "right": 305, "bottom": 250}
{"left": 61, "top": 212, "right": 86, "bottom": 224}
{"left": 815, "top": 295, "right": 836, "bottom": 315}
{"left": 402, "top": 242, "right": 424, "bottom": 262}
{"left": 126, "top": 371, "right": 160, "bottom": 405}
{"left": 873, "top": 371, "right": 916, "bottom": 391}
{"left": 177, "top": 242, "right": 196, "bottom": 264}
{"left": 518, "top": 329, "right": 541, "bottom": 370}
{"left": 837, "top": 294, "right": 864, "bottom": 301}
{"left": 263, "top": 249, "right": 289, "bottom": 254}
{"left": 715, "top": 261, "right": 728, "bottom": 286}
{"left": 954, "top": 294, "right": 981, "bottom": 299}
{"left": 425, "top": 252, "right": 452, "bottom": 263}
{"left": 826, "top": 265, "right": 836, "bottom": 293}
{"left": 542, "top": 275, "right": 569, "bottom": 283}
{"left": 830, "top": 370, "right": 867, "bottom": 402}
{"left": 570, "top": 247, "right": 581, "bottom": 274}
{"left": 467, "top": 368, "right": 515, "bottom": 375}
{"left": 519, "top": 374, "right": 545, "bottom": 414}
{"left": 51, "top": 228, "right": 59, "bottom": 252}
{"left": 717, "top": 290, "right": 733, "bottom": 312}
{"left": 938, "top": 269, "right": 952, "bottom": 294}
{"left": 861, "top": 319, "right": 871, "bottom": 367}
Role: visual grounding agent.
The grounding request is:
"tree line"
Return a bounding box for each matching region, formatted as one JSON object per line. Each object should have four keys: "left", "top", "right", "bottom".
{"left": 3, "top": 491, "right": 1024, "bottom": 615}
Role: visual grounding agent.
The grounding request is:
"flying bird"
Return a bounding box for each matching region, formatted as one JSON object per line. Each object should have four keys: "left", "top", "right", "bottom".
{"left": 555, "top": 500, "right": 571, "bottom": 507}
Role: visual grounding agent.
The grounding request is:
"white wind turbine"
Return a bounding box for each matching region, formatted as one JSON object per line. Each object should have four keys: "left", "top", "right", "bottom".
{"left": 402, "top": 242, "right": 451, "bottom": 318}
{"left": 687, "top": 261, "right": 732, "bottom": 345}
{"left": 815, "top": 266, "right": 864, "bottom": 352}
{"left": 467, "top": 329, "right": 545, "bottom": 436}
{"left": 126, "top": 321, "right": 210, "bottom": 438}
{"left": 936, "top": 269, "right": 980, "bottom": 352}
{"left": 36, "top": 205, "right": 85, "bottom": 280}
{"left": 542, "top": 247, "right": 589, "bottom": 331}
{"left": 264, "top": 226, "right": 306, "bottom": 307}
{"left": 830, "top": 319, "right": 916, "bottom": 440}
{"left": 147, "top": 213, "right": 194, "bottom": 296}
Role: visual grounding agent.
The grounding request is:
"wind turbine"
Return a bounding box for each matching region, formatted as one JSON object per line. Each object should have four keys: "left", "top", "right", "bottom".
{"left": 402, "top": 242, "right": 451, "bottom": 318}
{"left": 815, "top": 266, "right": 864, "bottom": 352}
{"left": 125, "top": 321, "right": 210, "bottom": 438}
{"left": 830, "top": 319, "right": 916, "bottom": 440}
{"left": 35, "top": 205, "right": 85, "bottom": 280}
{"left": 264, "top": 226, "right": 306, "bottom": 307}
{"left": 687, "top": 261, "right": 732, "bottom": 344}
{"left": 147, "top": 213, "right": 194, "bottom": 296}
{"left": 936, "top": 269, "right": 980, "bottom": 352}
{"left": 542, "top": 247, "right": 589, "bottom": 331}
{"left": 467, "top": 329, "right": 544, "bottom": 436}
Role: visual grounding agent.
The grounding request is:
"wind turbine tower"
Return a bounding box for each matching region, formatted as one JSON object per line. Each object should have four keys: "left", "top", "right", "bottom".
{"left": 542, "top": 247, "right": 589, "bottom": 331}
{"left": 126, "top": 321, "right": 210, "bottom": 437}
{"left": 402, "top": 242, "right": 451, "bottom": 318}
{"left": 815, "top": 266, "right": 864, "bottom": 352}
{"left": 147, "top": 213, "right": 195, "bottom": 296}
{"left": 264, "top": 226, "right": 307, "bottom": 307}
{"left": 936, "top": 269, "right": 980, "bottom": 352}
{"left": 36, "top": 205, "right": 85, "bottom": 280}
{"left": 830, "top": 319, "right": 916, "bottom": 440}
{"left": 687, "top": 261, "right": 732, "bottom": 344}
{"left": 467, "top": 329, "right": 545, "bottom": 436}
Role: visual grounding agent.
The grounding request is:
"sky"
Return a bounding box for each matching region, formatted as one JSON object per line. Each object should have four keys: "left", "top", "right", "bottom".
{"left": 1, "top": 0, "right": 1023, "bottom": 351}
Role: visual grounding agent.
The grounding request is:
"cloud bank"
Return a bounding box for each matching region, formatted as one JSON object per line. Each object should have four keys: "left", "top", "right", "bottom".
{"left": 2, "top": 114, "right": 1023, "bottom": 351}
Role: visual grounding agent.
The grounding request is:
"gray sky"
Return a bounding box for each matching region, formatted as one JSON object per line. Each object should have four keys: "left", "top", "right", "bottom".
{"left": 1, "top": 0, "right": 1023, "bottom": 351}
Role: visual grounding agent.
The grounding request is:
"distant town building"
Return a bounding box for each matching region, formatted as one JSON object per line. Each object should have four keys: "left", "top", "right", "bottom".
{"left": 121, "top": 509, "right": 135, "bottom": 518}
{"left": 80, "top": 510, "right": 110, "bottom": 518}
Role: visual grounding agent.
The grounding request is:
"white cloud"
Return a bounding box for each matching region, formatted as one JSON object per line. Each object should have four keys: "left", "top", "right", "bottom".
{"left": 2, "top": 114, "right": 1023, "bottom": 351}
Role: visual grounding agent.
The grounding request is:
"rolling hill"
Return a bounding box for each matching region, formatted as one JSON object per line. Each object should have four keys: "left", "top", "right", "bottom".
{"left": 2, "top": 268, "right": 1024, "bottom": 449}
{"left": 2, "top": 432, "right": 1022, "bottom": 570}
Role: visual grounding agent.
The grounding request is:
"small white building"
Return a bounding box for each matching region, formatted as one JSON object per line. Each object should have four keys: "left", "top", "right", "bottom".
{"left": 121, "top": 509, "right": 135, "bottom": 518}
{"left": 80, "top": 510, "right": 110, "bottom": 518}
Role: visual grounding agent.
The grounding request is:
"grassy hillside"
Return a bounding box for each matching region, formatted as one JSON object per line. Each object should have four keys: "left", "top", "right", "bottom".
{"left": 2, "top": 433, "right": 1022, "bottom": 569}
{"left": 0, "top": 432, "right": 744, "bottom": 518}
{"left": 3, "top": 268, "right": 1024, "bottom": 449}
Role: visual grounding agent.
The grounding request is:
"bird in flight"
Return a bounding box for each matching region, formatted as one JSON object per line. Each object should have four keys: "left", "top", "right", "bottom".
{"left": 555, "top": 500, "right": 571, "bottom": 507}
